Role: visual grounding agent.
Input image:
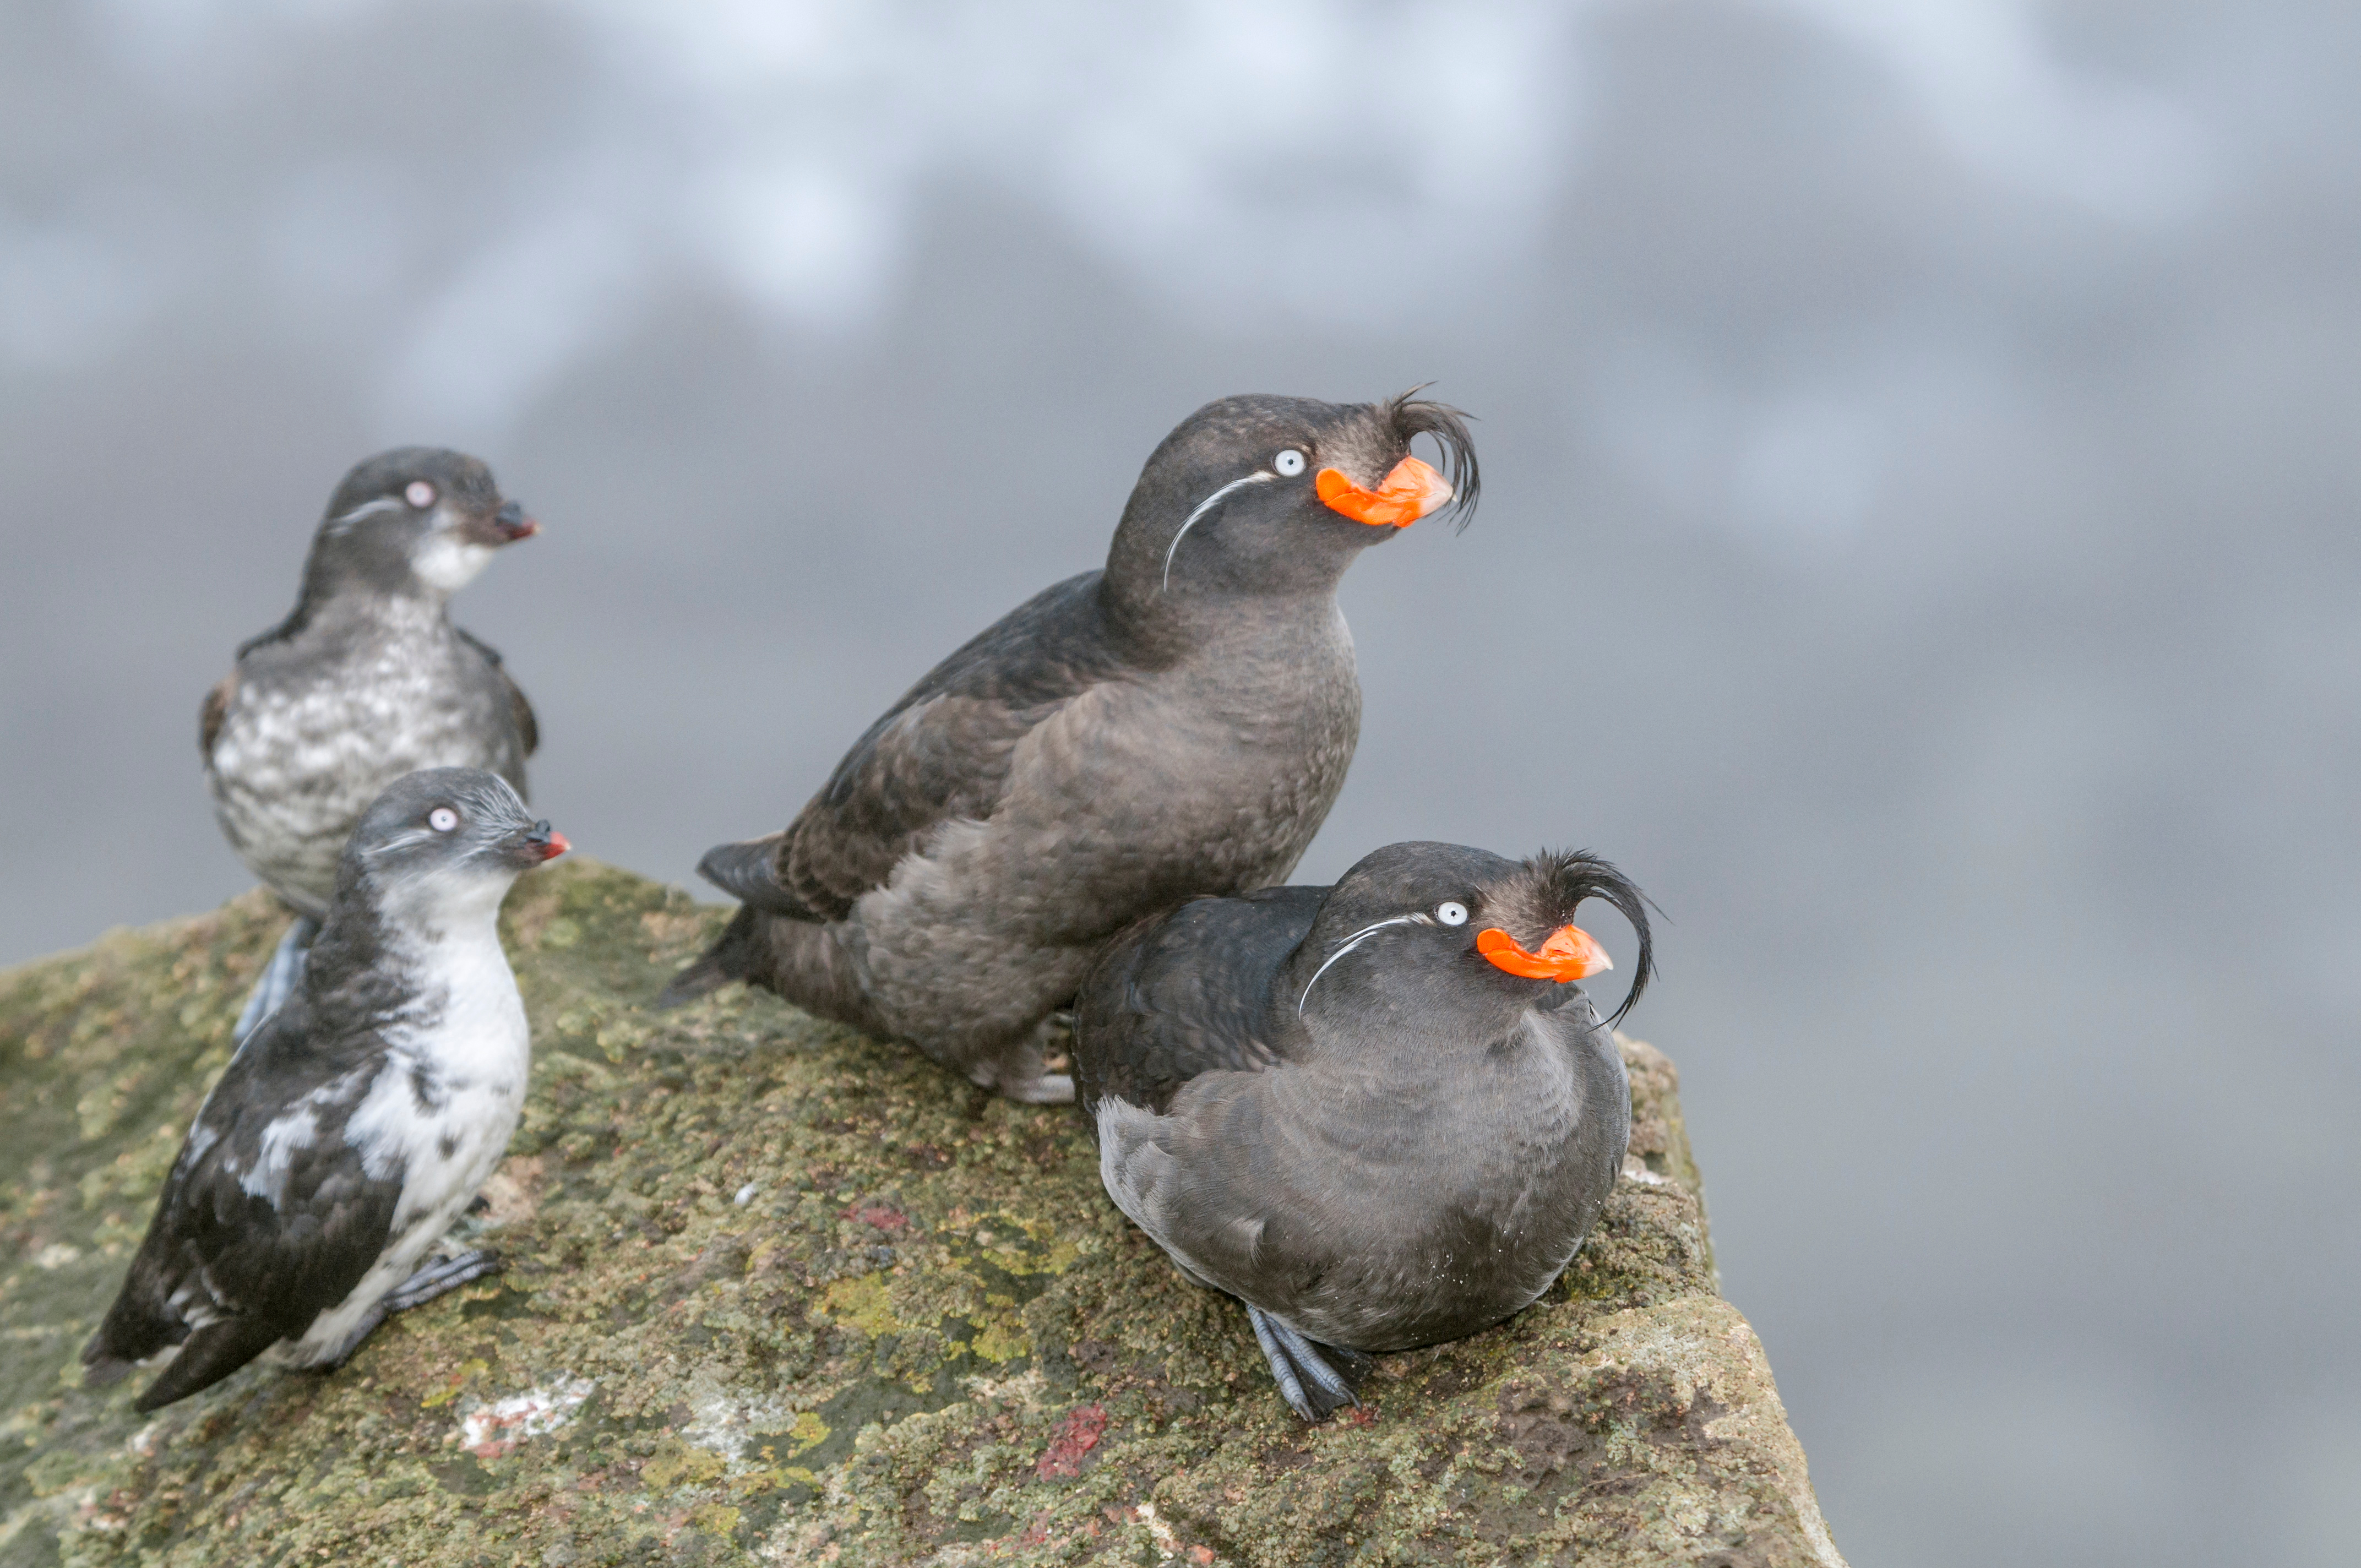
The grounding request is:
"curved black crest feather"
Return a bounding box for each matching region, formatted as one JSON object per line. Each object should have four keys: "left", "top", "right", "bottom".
{"left": 1383, "top": 388, "right": 1480, "bottom": 530}
{"left": 1519, "top": 847, "right": 1655, "bottom": 1026}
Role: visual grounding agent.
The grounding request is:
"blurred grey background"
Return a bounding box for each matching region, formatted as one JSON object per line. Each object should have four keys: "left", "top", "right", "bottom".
{"left": 4, "top": 0, "right": 2357, "bottom": 1560}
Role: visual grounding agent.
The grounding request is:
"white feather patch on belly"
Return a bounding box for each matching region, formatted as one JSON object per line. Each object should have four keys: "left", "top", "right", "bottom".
{"left": 276, "top": 908, "right": 530, "bottom": 1366}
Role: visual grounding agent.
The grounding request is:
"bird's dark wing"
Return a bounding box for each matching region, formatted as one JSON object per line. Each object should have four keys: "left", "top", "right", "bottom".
{"left": 84, "top": 1010, "right": 401, "bottom": 1411}
{"left": 454, "top": 627, "right": 540, "bottom": 758}
{"left": 710, "top": 571, "right": 1130, "bottom": 920}
{"left": 199, "top": 673, "right": 236, "bottom": 760}
{"left": 233, "top": 606, "right": 306, "bottom": 661}
{"left": 1074, "top": 886, "right": 1324, "bottom": 1120}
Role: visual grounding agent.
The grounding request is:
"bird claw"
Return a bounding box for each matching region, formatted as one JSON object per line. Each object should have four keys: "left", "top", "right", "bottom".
{"left": 1248, "top": 1305, "right": 1363, "bottom": 1422}
{"left": 999, "top": 1072, "right": 1075, "bottom": 1105}
{"left": 383, "top": 1249, "right": 502, "bottom": 1313}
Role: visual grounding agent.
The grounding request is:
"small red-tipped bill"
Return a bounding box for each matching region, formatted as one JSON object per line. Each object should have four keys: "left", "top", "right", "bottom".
{"left": 1315, "top": 455, "right": 1453, "bottom": 527}
{"left": 1477, "top": 923, "right": 1611, "bottom": 982}
{"left": 490, "top": 499, "right": 540, "bottom": 542}
{"left": 541, "top": 831, "right": 570, "bottom": 860}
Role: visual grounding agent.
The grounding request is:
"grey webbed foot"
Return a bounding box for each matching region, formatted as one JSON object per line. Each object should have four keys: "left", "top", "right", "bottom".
{"left": 234, "top": 915, "right": 320, "bottom": 1042}
{"left": 317, "top": 1305, "right": 388, "bottom": 1370}
{"left": 1248, "top": 1305, "right": 1365, "bottom": 1421}
{"left": 1000, "top": 1072, "right": 1075, "bottom": 1104}
{"left": 383, "top": 1249, "right": 501, "bottom": 1313}
{"left": 971, "top": 1020, "right": 1077, "bottom": 1103}
{"left": 314, "top": 1250, "right": 502, "bottom": 1370}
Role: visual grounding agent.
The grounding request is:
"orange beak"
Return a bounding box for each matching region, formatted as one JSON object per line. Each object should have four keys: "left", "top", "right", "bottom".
{"left": 1315, "top": 455, "right": 1453, "bottom": 527}
{"left": 1477, "top": 924, "right": 1612, "bottom": 982}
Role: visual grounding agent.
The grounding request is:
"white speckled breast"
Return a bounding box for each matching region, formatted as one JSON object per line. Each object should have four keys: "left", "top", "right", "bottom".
{"left": 209, "top": 601, "right": 523, "bottom": 914}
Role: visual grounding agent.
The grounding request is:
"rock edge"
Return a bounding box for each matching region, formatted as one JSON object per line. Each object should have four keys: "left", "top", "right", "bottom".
{"left": 0, "top": 860, "right": 1844, "bottom": 1567}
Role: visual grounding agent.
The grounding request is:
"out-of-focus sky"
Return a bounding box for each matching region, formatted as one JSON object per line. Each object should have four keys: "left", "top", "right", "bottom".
{"left": 6, "top": 1, "right": 2358, "bottom": 1560}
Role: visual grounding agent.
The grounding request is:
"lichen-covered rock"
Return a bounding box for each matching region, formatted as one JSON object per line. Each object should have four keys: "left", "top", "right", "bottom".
{"left": 1, "top": 862, "right": 1844, "bottom": 1567}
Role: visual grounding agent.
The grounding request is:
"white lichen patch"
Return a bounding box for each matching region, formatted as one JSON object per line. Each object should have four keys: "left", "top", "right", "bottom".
{"left": 456, "top": 1377, "right": 593, "bottom": 1459}
{"left": 1133, "top": 1500, "right": 1184, "bottom": 1561}
{"left": 1619, "top": 1157, "right": 1669, "bottom": 1186}
{"left": 683, "top": 1387, "right": 799, "bottom": 1461}
{"left": 966, "top": 1366, "right": 1048, "bottom": 1408}
{"left": 471, "top": 1155, "right": 545, "bottom": 1228}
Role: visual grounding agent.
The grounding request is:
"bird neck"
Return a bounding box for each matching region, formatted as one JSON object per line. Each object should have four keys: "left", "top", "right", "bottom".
{"left": 1287, "top": 1000, "right": 1598, "bottom": 1126}
{"left": 292, "top": 524, "right": 447, "bottom": 620}
{"left": 306, "top": 870, "right": 514, "bottom": 1014}
{"left": 285, "top": 575, "right": 451, "bottom": 649}
{"left": 375, "top": 872, "right": 514, "bottom": 956}
{"left": 1096, "top": 567, "right": 1345, "bottom": 661}
{"left": 1286, "top": 954, "right": 1547, "bottom": 1064}
{"left": 1097, "top": 482, "right": 1367, "bottom": 642}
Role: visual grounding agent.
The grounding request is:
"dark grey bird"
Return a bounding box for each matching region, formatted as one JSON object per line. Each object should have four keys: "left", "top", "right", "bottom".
{"left": 1073, "top": 841, "right": 1652, "bottom": 1420}
{"left": 660, "top": 391, "right": 1478, "bottom": 1102}
{"left": 84, "top": 769, "right": 567, "bottom": 1413}
{"left": 204, "top": 448, "right": 541, "bottom": 1038}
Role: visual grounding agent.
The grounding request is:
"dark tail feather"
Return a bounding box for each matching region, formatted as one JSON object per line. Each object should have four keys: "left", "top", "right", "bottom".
{"left": 655, "top": 905, "right": 759, "bottom": 1009}
{"left": 83, "top": 1273, "right": 187, "bottom": 1391}
{"left": 81, "top": 1353, "right": 135, "bottom": 1388}
{"left": 130, "top": 1315, "right": 284, "bottom": 1412}
{"left": 696, "top": 835, "right": 814, "bottom": 916}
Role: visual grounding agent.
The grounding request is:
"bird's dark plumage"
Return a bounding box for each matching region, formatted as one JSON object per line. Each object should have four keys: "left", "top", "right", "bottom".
{"left": 1076, "top": 888, "right": 1323, "bottom": 1114}
{"left": 85, "top": 769, "right": 565, "bottom": 1412}
{"left": 454, "top": 626, "right": 540, "bottom": 757}
{"left": 665, "top": 392, "right": 1478, "bottom": 1103}
{"left": 204, "top": 448, "right": 541, "bottom": 1036}
{"left": 1074, "top": 842, "right": 1651, "bottom": 1420}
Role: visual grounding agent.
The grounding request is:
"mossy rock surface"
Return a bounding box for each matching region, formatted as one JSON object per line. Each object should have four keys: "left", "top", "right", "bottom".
{"left": 1, "top": 861, "right": 1845, "bottom": 1566}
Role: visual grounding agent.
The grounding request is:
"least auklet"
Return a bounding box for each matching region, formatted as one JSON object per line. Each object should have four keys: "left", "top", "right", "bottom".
{"left": 1073, "top": 841, "right": 1652, "bottom": 1419}
{"left": 84, "top": 768, "right": 565, "bottom": 1412}
{"left": 204, "top": 448, "right": 540, "bottom": 1038}
{"left": 661, "top": 391, "right": 1478, "bottom": 1103}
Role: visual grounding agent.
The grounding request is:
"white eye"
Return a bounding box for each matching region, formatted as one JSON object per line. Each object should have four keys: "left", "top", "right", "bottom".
{"left": 1273, "top": 449, "right": 1306, "bottom": 477}
{"left": 405, "top": 481, "right": 437, "bottom": 509}
{"left": 1435, "top": 901, "right": 1468, "bottom": 926}
{"left": 428, "top": 807, "right": 459, "bottom": 832}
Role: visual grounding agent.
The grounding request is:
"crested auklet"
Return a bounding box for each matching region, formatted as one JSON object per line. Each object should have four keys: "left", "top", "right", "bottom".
{"left": 204, "top": 448, "right": 540, "bottom": 1038}
{"left": 662, "top": 391, "right": 1479, "bottom": 1103}
{"left": 1073, "top": 841, "right": 1653, "bottom": 1420}
{"left": 84, "top": 768, "right": 566, "bottom": 1412}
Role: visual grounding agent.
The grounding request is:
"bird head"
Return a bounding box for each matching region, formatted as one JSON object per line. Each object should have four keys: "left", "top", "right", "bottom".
{"left": 1110, "top": 389, "right": 1478, "bottom": 607}
{"left": 304, "top": 448, "right": 539, "bottom": 603}
{"left": 1290, "top": 842, "right": 1652, "bottom": 1031}
{"left": 336, "top": 767, "right": 567, "bottom": 927}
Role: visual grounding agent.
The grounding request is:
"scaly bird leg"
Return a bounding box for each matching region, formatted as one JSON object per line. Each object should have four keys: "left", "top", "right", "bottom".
{"left": 1248, "top": 1305, "right": 1365, "bottom": 1422}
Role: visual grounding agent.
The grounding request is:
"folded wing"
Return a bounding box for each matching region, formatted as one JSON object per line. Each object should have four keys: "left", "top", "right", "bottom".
{"left": 701, "top": 571, "right": 1131, "bottom": 919}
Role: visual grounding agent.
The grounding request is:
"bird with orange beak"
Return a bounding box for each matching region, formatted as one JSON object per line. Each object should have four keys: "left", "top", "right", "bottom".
{"left": 663, "top": 391, "right": 1477, "bottom": 1102}
{"left": 1073, "top": 842, "right": 1652, "bottom": 1420}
